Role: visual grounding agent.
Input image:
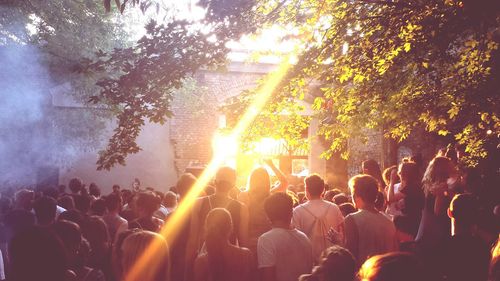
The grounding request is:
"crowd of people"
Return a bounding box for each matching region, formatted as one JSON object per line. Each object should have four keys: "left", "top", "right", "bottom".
{"left": 0, "top": 149, "right": 498, "bottom": 281}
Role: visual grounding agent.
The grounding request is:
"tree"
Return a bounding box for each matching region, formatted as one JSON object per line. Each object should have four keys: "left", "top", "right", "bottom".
{"left": 241, "top": 0, "right": 500, "bottom": 167}
{"left": 87, "top": 0, "right": 257, "bottom": 170}
{"left": 0, "top": 1, "right": 135, "bottom": 175}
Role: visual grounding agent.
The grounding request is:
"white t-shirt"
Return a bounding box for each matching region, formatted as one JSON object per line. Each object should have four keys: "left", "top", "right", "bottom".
{"left": 257, "top": 228, "right": 313, "bottom": 281}
{"left": 385, "top": 183, "right": 403, "bottom": 217}
{"left": 292, "top": 199, "right": 344, "bottom": 257}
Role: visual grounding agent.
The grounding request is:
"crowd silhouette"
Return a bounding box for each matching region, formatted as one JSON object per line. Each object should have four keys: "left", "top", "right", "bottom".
{"left": 0, "top": 148, "right": 498, "bottom": 281}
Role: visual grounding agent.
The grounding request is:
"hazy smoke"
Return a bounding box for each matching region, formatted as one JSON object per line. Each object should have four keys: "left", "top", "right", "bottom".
{"left": 0, "top": 43, "right": 55, "bottom": 187}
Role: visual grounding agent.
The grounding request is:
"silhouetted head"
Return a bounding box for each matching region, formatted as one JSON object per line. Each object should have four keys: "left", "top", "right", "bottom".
{"left": 423, "top": 156, "right": 455, "bottom": 186}
{"left": 399, "top": 161, "right": 421, "bottom": 186}
{"left": 91, "top": 198, "right": 107, "bottom": 216}
{"left": 215, "top": 166, "right": 236, "bottom": 193}
{"left": 205, "top": 208, "right": 233, "bottom": 243}
{"left": 264, "top": 192, "right": 294, "bottom": 224}
{"left": 305, "top": 174, "right": 325, "bottom": 199}
{"left": 301, "top": 245, "right": 356, "bottom": 281}
{"left": 68, "top": 178, "right": 83, "bottom": 194}
{"left": 339, "top": 203, "right": 357, "bottom": 217}
{"left": 136, "top": 192, "right": 161, "bottom": 217}
{"left": 362, "top": 159, "right": 384, "bottom": 188}
{"left": 9, "top": 226, "right": 67, "bottom": 281}
{"left": 121, "top": 231, "right": 169, "bottom": 281}
{"left": 175, "top": 173, "right": 197, "bottom": 199}
{"left": 448, "top": 193, "right": 479, "bottom": 229}
{"left": 249, "top": 167, "right": 271, "bottom": 199}
{"left": 163, "top": 191, "right": 178, "bottom": 208}
{"left": 105, "top": 194, "right": 123, "bottom": 213}
{"left": 324, "top": 189, "right": 342, "bottom": 202}
{"left": 33, "top": 196, "right": 57, "bottom": 226}
{"left": 58, "top": 195, "right": 75, "bottom": 210}
{"left": 53, "top": 220, "right": 82, "bottom": 266}
{"left": 89, "top": 183, "right": 101, "bottom": 198}
{"left": 349, "top": 175, "right": 379, "bottom": 209}
{"left": 358, "top": 252, "right": 424, "bottom": 281}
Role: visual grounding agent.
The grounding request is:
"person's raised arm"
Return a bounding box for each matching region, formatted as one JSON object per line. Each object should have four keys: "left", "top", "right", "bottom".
{"left": 387, "top": 169, "right": 405, "bottom": 203}
{"left": 264, "top": 159, "right": 288, "bottom": 193}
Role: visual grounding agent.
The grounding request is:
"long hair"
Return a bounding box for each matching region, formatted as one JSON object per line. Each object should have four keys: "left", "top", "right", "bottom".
{"left": 121, "top": 231, "right": 170, "bottom": 281}
{"left": 362, "top": 159, "right": 384, "bottom": 191}
{"left": 205, "top": 208, "right": 233, "bottom": 281}
{"left": 399, "top": 161, "right": 421, "bottom": 191}
{"left": 422, "top": 156, "right": 454, "bottom": 195}
{"left": 248, "top": 167, "right": 271, "bottom": 203}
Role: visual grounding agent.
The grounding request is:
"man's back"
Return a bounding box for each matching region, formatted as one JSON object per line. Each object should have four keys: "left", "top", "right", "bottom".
{"left": 345, "top": 209, "right": 397, "bottom": 264}
{"left": 257, "top": 228, "right": 313, "bottom": 281}
{"left": 438, "top": 234, "right": 490, "bottom": 281}
{"left": 292, "top": 199, "right": 344, "bottom": 259}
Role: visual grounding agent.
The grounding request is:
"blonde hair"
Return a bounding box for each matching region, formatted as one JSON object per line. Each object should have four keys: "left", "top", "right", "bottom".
{"left": 121, "top": 231, "right": 169, "bottom": 281}
{"left": 422, "top": 156, "right": 455, "bottom": 195}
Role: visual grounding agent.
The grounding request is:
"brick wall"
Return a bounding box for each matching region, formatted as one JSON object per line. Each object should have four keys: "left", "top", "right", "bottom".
{"left": 170, "top": 69, "right": 263, "bottom": 175}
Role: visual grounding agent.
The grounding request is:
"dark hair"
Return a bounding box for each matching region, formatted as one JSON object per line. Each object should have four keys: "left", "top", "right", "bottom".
{"left": 58, "top": 195, "right": 75, "bottom": 210}
{"left": 112, "top": 184, "right": 121, "bottom": 191}
{"left": 264, "top": 192, "right": 294, "bottom": 223}
{"left": 305, "top": 174, "right": 325, "bottom": 197}
{"left": 349, "top": 175, "right": 379, "bottom": 204}
{"left": 74, "top": 194, "right": 92, "bottom": 214}
{"left": 449, "top": 193, "right": 478, "bottom": 227}
{"left": 374, "top": 191, "right": 386, "bottom": 211}
{"left": 175, "top": 173, "right": 197, "bottom": 198}
{"left": 121, "top": 189, "right": 134, "bottom": 204}
{"left": 215, "top": 166, "right": 236, "bottom": 193}
{"left": 9, "top": 226, "right": 67, "bottom": 281}
{"left": 333, "top": 193, "right": 349, "bottom": 205}
{"left": 300, "top": 245, "right": 356, "bottom": 281}
{"left": 399, "top": 161, "right": 420, "bottom": 187}
{"left": 89, "top": 183, "right": 101, "bottom": 197}
{"left": 68, "top": 178, "right": 83, "bottom": 194}
{"left": 362, "top": 159, "right": 384, "bottom": 190}
{"left": 91, "top": 198, "right": 107, "bottom": 216}
{"left": 339, "top": 203, "right": 356, "bottom": 217}
{"left": 42, "top": 187, "right": 59, "bottom": 200}
{"left": 324, "top": 189, "right": 341, "bottom": 202}
{"left": 136, "top": 192, "right": 161, "bottom": 216}
{"left": 105, "top": 194, "right": 123, "bottom": 212}
{"left": 53, "top": 220, "right": 82, "bottom": 260}
{"left": 358, "top": 252, "right": 424, "bottom": 281}
{"left": 4, "top": 209, "right": 36, "bottom": 240}
{"left": 33, "top": 196, "right": 57, "bottom": 225}
{"left": 82, "top": 216, "right": 110, "bottom": 247}
{"left": 58, "top": 209, "right": 85, "bottom": 228}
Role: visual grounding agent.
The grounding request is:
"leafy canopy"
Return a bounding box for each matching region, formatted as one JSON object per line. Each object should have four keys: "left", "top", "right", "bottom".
{"left": 241, "top": 0, "right": 500, "bottom": 166}
{"left": 88, "top": 0, "right": 257, "bottom": 170}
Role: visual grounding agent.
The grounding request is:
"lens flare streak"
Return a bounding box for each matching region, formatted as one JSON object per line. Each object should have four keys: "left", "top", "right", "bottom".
{"left": 123, "top": 59, "right": 293, "bottom": 281}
